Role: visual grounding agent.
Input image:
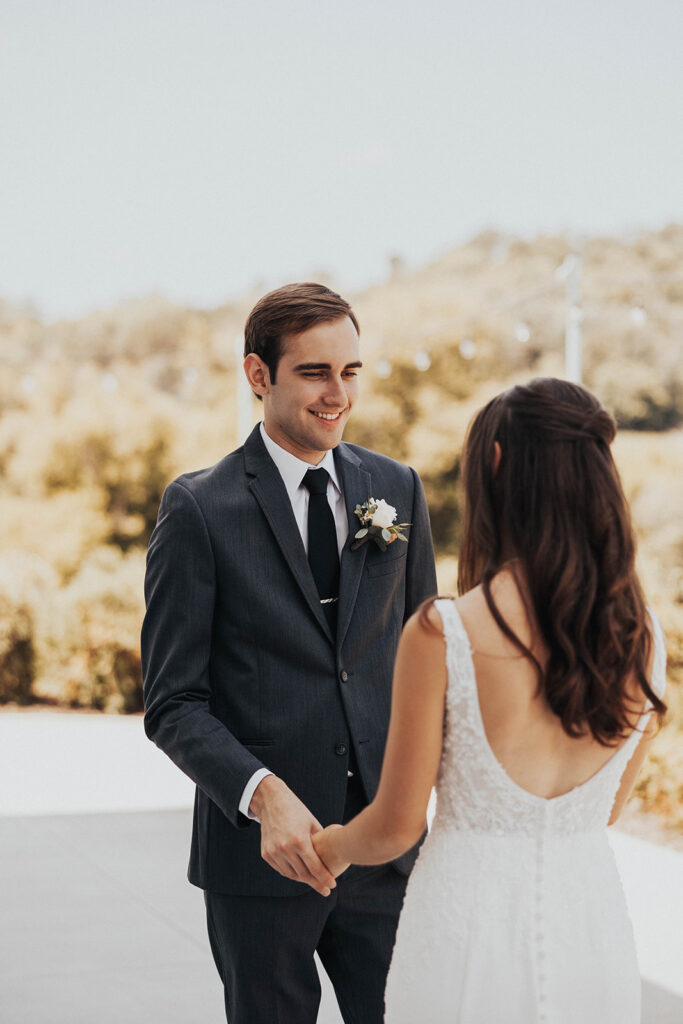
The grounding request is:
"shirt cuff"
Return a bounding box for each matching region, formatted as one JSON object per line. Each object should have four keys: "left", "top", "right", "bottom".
{"left": 239, "top": 768, "right": 274, "bottom": 822}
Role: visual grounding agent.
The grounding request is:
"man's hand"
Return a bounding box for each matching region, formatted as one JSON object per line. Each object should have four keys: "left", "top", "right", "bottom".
{"left": 250, "top": 775, "right": 337, "bottom": 897}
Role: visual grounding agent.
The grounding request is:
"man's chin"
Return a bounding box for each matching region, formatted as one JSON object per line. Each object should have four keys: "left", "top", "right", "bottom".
{"left": 311, "top": 431, "right": 344, "bottom": 453}
{"left": 306, "top": 420, "right": 348, "bottom": 451}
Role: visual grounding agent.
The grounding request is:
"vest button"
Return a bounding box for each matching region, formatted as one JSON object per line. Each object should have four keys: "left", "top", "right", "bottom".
{"left": 340, "top": 670, "right": 348, "bottom": 682}
{"left": 335, "top": 743, "right": 348, "bottom": 756}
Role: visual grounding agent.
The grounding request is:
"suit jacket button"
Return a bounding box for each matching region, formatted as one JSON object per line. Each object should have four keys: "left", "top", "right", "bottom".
{"left": 335, "top": 743, "right": 348, "bottom": 756}
{"left": 340, "top": 670, "right": 348, "bottom": 682}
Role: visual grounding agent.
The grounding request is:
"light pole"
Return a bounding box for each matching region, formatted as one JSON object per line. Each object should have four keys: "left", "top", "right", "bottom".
{"left": 563, "top": 250, "right": 583, "bottom": 384}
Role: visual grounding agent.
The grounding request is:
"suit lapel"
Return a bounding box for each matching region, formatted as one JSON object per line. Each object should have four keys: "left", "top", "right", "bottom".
{"left": 334, "top": 443, "right": 372, "bottom": 651}
{"left": 244, "top": 426, "right": 333, "bottom": 643}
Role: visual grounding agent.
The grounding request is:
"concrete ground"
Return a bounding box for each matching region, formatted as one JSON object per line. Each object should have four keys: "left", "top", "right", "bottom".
{"left": 2, "top": 711, "right": 682, "bottom": 1023}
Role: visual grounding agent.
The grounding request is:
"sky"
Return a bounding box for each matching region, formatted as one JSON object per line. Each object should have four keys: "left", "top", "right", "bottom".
{"left": 1, "top": 0, "right": 682, "bottom": 320}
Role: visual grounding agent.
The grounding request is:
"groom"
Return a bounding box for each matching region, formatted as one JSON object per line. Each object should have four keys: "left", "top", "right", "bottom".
{"left": 141, "top": 283, "right": 437, "bottom": 1023}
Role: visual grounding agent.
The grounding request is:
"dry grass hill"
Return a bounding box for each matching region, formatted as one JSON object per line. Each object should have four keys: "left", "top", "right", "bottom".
{"left": 1, "top": 224, "right": 681, "bottom": 830}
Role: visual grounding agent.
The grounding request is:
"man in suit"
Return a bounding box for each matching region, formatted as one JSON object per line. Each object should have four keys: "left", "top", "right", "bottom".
{"left": 142, "top": 282, "right": 437, "bottom": 1023}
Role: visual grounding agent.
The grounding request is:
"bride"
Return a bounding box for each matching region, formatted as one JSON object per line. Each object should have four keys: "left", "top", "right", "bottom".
{"left": 313, "top": 377, "right": 667, "bottom": 1023}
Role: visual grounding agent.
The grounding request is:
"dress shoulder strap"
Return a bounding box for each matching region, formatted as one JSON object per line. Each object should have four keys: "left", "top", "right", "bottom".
{"left": 433, "top": 597, "right": 464, "bottom": 645}
{"left": 434, "top": 596, "right": 457, "bottom": 628}
{"left": 433, "top": 598, "right": 475, "bottom": 696}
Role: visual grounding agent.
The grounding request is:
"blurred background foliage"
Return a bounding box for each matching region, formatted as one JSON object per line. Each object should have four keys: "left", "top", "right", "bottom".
{"left": 1, "top": 226, "right": 682, "bottom": 828}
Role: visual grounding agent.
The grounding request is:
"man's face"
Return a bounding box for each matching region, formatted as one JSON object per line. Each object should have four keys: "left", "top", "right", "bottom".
{"left": 261, "top": 316, "right": 361, "bottom": 463}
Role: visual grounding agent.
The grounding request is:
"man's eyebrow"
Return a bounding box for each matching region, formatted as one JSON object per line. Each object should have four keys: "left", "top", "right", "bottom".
{"left": 292, "top": 361, "right": 363, "bottom": 371}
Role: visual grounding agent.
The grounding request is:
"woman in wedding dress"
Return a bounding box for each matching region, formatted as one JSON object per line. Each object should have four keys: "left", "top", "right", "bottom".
{"left": 313, "top": 377, "right": 667, "bottom": 1024}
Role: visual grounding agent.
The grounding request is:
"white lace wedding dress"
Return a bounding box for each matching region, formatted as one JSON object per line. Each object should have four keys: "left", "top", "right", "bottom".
{"left": 384, "top": 599, "right": 666, "bottom": 1024}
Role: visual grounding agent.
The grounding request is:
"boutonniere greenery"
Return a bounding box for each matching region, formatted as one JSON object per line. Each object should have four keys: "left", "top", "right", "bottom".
{"left": 351, "top": 497, "right": 410, "bottom": 552}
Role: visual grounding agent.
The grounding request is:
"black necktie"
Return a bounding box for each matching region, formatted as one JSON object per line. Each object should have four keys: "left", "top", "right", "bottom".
{"left": 302, "top": 468, "right": 339, "bottom": 636}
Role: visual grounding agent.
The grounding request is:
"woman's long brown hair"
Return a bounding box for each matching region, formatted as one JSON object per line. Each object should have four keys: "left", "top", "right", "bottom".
{"left": 431, "top": 377, "right": 666, "bottom": 745}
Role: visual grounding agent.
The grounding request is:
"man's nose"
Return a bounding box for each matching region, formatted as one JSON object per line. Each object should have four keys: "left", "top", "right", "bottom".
{"left": 323, "top": 376, "right": 347, "bottom": 407}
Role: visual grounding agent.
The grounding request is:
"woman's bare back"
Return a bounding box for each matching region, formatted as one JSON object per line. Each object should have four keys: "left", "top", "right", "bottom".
{"left": 454, "top": 569, "right": 652, "bottom": 801}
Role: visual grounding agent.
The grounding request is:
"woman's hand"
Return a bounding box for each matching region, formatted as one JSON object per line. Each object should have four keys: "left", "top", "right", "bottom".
{"left": 311, "top": 824, "right": 351, "bottom": 880}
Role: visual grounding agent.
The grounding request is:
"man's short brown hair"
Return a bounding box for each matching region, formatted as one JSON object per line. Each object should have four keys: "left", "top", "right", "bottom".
{"left": 244, "top": 282, "right": 359, "bottom": 387}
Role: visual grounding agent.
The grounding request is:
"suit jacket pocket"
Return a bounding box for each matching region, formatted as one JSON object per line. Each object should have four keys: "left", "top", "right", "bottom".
{"left": 238, "top": 738, "right": 275, "bottom": 747}
{"left": 366, "top": 552, "right": 407, "bottom": 578}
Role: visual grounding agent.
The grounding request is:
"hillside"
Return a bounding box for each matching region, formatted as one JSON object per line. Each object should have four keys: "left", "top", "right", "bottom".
{"left": 1, "top": 225, "right": 681, "bottom": 830}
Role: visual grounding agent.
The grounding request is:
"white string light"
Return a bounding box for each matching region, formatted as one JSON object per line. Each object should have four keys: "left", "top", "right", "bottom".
{"left": 629, "top": 306, "right": 648, "bottom": 326}
{"left": 515, "top": 322, "right": 531, "bottom": 344}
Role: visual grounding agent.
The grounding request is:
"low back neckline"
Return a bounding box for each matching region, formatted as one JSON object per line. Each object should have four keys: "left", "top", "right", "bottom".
{"left": 436, "top": 598, "right": 652, "bottom": 805}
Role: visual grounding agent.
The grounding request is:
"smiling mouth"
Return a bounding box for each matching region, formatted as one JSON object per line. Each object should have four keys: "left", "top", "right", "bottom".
{"left": 310, "top": 410, "right": 346, "bottom": 422}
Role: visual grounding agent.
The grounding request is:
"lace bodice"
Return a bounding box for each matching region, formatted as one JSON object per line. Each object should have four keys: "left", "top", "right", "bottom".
{"left": 433, "top": 598, "right": 667, "bottom": 837}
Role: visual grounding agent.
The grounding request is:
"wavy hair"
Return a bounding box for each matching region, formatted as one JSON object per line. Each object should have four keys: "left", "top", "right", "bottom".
{"left": 441, "top": 378, "right": 665, "bottom": 745}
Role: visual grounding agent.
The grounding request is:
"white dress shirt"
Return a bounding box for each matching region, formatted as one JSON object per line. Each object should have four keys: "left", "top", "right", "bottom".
{"left": 259, "top": 422, "right": 348, "bottom": 557}
{"left": 238, "top": 423, "right": 349, "bottom": 821}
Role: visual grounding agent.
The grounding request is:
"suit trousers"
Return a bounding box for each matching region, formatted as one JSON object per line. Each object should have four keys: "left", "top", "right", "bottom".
{"left": 204, "top": 776, "right": 408, "bottom": 1024}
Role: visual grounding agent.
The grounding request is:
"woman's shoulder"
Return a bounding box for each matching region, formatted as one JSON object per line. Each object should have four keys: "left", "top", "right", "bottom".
{"left": 409, "top": 593, "right": 476, "bottom": 637}
{"left": 399, "top": 601, "right": 451, "bottom": 692}
{"left": 405, "top": 598, "right": 451, "bottom": 639}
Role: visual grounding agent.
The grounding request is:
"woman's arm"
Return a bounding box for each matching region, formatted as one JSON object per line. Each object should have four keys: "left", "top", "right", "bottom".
{"left": 313, "top": 604, "right": 448, "bottom": 876}
{"left": 609, "top": 613, "right": 666, "bottom": 826}
{"left": 608, "top": 714, "right": 657, "bottom": 825}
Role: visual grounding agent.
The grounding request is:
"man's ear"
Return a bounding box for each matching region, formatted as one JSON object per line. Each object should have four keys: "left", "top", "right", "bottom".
{"left": 492, "top": 441, "right": 502, "bottom": 475}
{"left": 244, "top": 353, "right": 271, "bottom": 398}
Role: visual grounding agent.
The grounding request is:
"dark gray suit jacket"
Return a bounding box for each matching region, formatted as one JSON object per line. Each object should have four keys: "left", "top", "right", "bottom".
{"left": 142, "top": 424, "right": 437, "bottom": 896}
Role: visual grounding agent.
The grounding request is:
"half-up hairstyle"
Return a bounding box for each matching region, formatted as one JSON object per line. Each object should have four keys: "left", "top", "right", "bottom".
{"left": 455, "top": 377, "right": 665, "bottom": 745}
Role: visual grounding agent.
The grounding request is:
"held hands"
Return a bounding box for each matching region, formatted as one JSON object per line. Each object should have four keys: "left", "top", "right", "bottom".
{"left": 250, "top": 775, "right": 338, "bottom": 897}
{"left": 311, "top": 824, "right": 351, "bottom": 879}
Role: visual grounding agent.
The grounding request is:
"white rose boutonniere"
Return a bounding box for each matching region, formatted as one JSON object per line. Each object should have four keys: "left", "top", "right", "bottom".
{"left": 352, "top": 497, "right": 410, "bottom": 552}
{"left": 369, "top": 498, "right": 397, "bottom": 529}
